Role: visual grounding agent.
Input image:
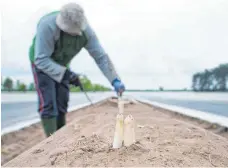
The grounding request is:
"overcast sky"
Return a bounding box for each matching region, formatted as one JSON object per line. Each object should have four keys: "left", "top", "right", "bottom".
{"left": 1, "top": 0, "right": 228, "bottom": 89}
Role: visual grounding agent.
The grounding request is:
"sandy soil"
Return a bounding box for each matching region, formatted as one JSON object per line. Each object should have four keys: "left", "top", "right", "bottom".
{"left": 1, "top": 101, "right": 104, "bottom": 165}
{"left": 3, "top": 98, "right": 228, "bottom": 167}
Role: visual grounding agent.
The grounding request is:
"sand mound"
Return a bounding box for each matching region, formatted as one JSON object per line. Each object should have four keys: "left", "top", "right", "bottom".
{"left": 3, "top": 99, "right": 228, "bottom": 167}
{"left": 46, "top": 134, "right": 150, "bottom": 167}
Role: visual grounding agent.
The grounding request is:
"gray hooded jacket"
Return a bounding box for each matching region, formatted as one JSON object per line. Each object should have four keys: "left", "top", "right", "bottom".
{"left": 32, "top": 12, "right": 120, "bottom": 84}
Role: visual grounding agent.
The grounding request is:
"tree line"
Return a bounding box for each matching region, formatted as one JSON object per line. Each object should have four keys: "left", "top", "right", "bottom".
{"left": 192, "top": 63, "right": 228, "bottom": 91}
{"left": 1, "top": 78, "right": 33, "bottom": 92}
{"left": 1, "top": 76, "right": 111, "bottom": 92}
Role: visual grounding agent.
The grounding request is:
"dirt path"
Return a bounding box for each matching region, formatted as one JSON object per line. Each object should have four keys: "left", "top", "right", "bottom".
{"left": 3, "top": 98, "right": 228, "bottom": 167}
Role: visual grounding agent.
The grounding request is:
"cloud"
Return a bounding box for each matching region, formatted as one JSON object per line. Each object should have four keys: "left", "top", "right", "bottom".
{"left": 1, "top": 0, "right": 228, "bottom": 89}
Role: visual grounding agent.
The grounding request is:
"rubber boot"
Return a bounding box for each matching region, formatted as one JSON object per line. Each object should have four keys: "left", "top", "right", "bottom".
{"left": 41, "top": 117, "right": 57, "bottom": 137}
{"left": 57, "top": 113, "right": 66, "bottom": 130}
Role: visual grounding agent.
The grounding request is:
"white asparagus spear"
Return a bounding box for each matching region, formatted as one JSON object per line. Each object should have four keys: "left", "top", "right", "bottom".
{"left": 112, "top": 113, "right": 124, "bottom": 148}
{"left": 124, "top": 115, "right": 136, "bottom": 147}
{"left": 118, "top": 100, "right": 124, "bottom": 114}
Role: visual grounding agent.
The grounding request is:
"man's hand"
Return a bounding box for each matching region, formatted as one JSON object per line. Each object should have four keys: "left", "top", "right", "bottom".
{"left": 64, "top": 69, "right": 83, "bottom": 90}
{"left": 112, "top": 78, "right": 125, "bottom": 96}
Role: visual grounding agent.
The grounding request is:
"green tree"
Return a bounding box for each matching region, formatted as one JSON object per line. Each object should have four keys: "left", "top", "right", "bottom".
{"left": 69, "top": 76, "right": 111, "bottom": 92}
{"left": 214, "top": 64, "right": 228, "bottom": 91}
{"left": 192, "top": 63, "right": 228, "bottom": 91}
{"left": 192, "top": 72, "right": 201, "bottom": 91}
{"left": 18, "top": 83, "right": 27, "bottom": 92}
{"left": 3, "top": 77, "right": 13, "bottom": 91}
{"left": 1, "top": 76, "right": 3, "bottom": 90}
{"left": 200, "top": 70, "right": 213, "bottom": 91}
{"left": 159, "top": 86, "right": 164, "bottom": 91}
{"left": 92, "top": 84, "right": 110, "bottom": 91}
{"left": 28, "top": 83, "right": 35, "bottom": 91}
{"left": 81, "top": 77, "right": 93, "bottom": 91}
{"left": 16, "top": 80, "right": 20, "bottom": 91}
{"left": 192, "top": 74, "right": 197, "bottom": 91}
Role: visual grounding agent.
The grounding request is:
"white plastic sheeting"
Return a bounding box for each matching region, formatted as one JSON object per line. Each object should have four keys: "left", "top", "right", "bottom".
{"left": 1, "top": 95, "right": 110, "bottom": 135}
{"left": 137, "top": 98, "right": 228, "bottom": 127}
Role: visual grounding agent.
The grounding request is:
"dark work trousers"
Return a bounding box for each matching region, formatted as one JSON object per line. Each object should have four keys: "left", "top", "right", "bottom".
{"left": 31, "top": 63, "right": 69, "bottom": 134}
